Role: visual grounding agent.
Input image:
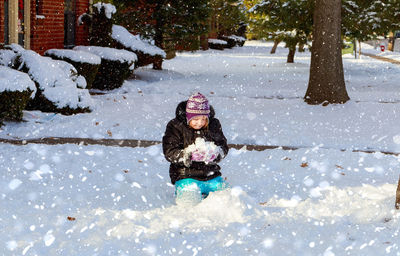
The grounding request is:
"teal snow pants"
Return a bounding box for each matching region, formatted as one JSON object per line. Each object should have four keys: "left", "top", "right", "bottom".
{"left": 175, "top": 176, "right": 229, "bottom": 205}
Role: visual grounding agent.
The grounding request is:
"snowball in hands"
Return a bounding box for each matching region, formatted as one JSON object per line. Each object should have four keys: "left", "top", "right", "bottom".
{"left": 186, "top": 138, "right": 220, "bottom": 164}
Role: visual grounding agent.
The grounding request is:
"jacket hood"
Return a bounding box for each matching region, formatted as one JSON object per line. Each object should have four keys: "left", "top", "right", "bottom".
{"left": 175, "top": 101, "right": 215, "bottom": 123}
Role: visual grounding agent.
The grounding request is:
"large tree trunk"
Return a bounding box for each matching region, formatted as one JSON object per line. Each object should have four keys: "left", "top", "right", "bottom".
{"left": 270, "top": 39, "right": 281, "bottom": 54}
{"left": 304, "top": 0, "right": 349, "bottom": 105}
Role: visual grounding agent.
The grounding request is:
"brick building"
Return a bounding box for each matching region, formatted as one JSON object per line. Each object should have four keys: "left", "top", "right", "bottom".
{"left": 1, "top": 0, "right": 91, "bottom": 55}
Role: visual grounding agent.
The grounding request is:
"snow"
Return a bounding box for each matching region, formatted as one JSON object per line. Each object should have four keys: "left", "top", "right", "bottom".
{"left": 0, "top": 66, "right": 36, "bottom": 97}
{"left": 15, "top": 49, "right": 92, "bottom": 109}
{"left": 93, "top": 2, "right": 116, "bottom": 19}
{"left": 45, "top": 49, "right": 101, "bottom": 65}
{"left": 208, "top": 38, "right": 228, "bottom": 45}
{"left": 74, "top": 45, "right": 137, "bottom": 70}
{"left": 112, "top": 25, "right": 166, "bottom": 58}
{"left": 0, "top": 49, "right": 16, "bottom": 66}
{"left": 1, "top": 41, "right": 400, "bottom": 255}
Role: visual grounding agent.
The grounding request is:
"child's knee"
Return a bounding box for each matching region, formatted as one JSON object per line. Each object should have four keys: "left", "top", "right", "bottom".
{"left": 175, "top": 180, "right": 202, "bottom": 206}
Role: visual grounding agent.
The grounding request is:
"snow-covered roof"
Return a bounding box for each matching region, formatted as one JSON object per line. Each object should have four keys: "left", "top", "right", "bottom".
{"left": 0, "top": 49, "right": 16, "bottom": 67}
{"left": 0, "top": 66, "right": 36, "bottom": 97}
{"left": 111, "top": 25, "right": 166, "bottom": 58}
{"left": 45, "top": 49, "right": 101, "bottom": 65}
{"left": 93, "top": 2, "right": 116, "bottom": 19}
{"left": 208, "top": 39, "right": 228, "bottom": 45}
{"left": 74, "top": 46, "right": 137, "bottom": 70}
{"left": 15, "top": 50, "right": 92, "bottom": 109}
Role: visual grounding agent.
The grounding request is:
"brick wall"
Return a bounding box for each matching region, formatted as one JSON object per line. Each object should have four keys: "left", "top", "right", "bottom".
{"left": 30, "top": 0, "right": 89, "bottom": 55}
{"left": 0, "top": 1, "right": 4, "bottom": 45}
{"left": 74, "top": 0, "right": 89, "bottom": 46}
{"left": 29, "top": 0, "right": 65, "bottom": 54}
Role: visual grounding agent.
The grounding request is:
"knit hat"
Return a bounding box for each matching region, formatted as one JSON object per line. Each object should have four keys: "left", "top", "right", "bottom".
{"left": 186, "top": 92, "right": 210, "bottom": 123}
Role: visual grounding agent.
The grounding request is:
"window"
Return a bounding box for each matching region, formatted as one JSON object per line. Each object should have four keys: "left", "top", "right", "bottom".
{"left": 36, "top": 0, "right": 43, "bottom": 15}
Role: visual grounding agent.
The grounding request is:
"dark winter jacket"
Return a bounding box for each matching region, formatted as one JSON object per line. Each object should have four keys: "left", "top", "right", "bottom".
{"left": 162, "top": 101, "right": 229, "bottom": 184}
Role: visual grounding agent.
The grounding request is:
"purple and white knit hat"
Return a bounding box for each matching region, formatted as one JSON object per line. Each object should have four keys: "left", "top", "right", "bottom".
{"left": 186, "top": 92, "right": 210, "bottom": 123}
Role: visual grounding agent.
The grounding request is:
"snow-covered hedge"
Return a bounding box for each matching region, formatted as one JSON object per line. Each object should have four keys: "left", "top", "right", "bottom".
{"left": 45, "top": 49, "right": 101, "bottom": 89}
{"left": 74, "top": 46, "right": 137, "bottom": 90}
{"left": 0, "top": 66, "right": 36, "bottom": 125}
{"left": 219, "top": 36, "right": 237, "bottom": 48}
{"left": 208, "top": 39, "right": 227, "bottom": 50}
{"left": 0, "top": 49, "right": 17, "bottom": 67}
{"left": 230, "top": 35, "right": 246, "bottom": 47}
{"left": 13, "top": 49, "right": 92, "bottom": 115}
{"left": 111, "top": 25, "right": 165, "bottom": 68}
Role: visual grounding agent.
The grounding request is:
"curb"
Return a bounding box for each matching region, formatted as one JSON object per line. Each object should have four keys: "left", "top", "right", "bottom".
{"left": 0, "top": 137, "right": 399, "bottom": 156}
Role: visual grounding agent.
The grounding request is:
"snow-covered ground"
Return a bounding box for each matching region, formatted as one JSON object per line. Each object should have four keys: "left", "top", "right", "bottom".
{"left": 1, "top": 41, "right": 400, "bottom": 255}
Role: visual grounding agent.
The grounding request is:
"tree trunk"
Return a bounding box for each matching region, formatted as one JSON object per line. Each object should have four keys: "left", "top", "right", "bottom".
{"left": 396, "top": 175, "right": 400, "bottom": 210}
{"left": 353, "top": 39, "right": 357, "bottom": 59}
{"left": 304, "top": 0, "right": 349, "bottom": 105}
{"left": 298, "top": 43, "right": 305, "bottom": 52}
{"left": 287, "top": 48, "right": 295, "bottom": 63}
{"left": 270, "top": 39, "right": 280, "bottom": 54}
{"left": 153, "top": 2, "right": 165, "bottom": 70}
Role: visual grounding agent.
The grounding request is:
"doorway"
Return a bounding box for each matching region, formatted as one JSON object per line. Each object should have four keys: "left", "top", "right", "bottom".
{"left": 64, "top": 0, "right": 76, "bottom": 48}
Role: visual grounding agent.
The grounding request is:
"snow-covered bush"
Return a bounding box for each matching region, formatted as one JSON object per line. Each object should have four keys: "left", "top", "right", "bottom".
{"left": 208, "top": 39, "right": 227, "bottom": 50}
{"left": 0, "top": 66, "right": 36, "bottom": 126}
{"left": 89, "top": 3, "right": 116, "bottom": 47}
{"left": 45, "top": 49, "right": 101, "bottom": 89}
{"left": 230, "top": 35, "right": 246, "bottom": 47}
{"left": 0, "top": 49, "right": 17, "bottom": 67}
{"left": 220, "top": 35, "right": 246, "bottom": 48}
{"left": 74, "top": 46, "right": 137, "bottom": 90}
{"left": 219, "top": 36, "right": 237, "bottom": 48}
{"left": 13, "top": 49, "right": 92, "bottom": 115}
{"left": 111, "top": 25, "right": 166, "bottom": 68}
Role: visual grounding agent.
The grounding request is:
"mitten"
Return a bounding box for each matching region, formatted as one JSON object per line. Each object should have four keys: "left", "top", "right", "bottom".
{"left": 182, "top": 148, "right": 193, "bottom": 167}
{"left": 191, "top": 149, "right": 207, "bottom": 162}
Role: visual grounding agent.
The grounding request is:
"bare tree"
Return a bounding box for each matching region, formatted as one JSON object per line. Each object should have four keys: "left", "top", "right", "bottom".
{"left": 304, "top": 0, "right": 349, "bottom": 105}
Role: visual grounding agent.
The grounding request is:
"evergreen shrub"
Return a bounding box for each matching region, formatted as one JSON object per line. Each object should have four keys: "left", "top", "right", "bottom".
{"left": 45, "top": 49, "right": 101, "bottom": 89}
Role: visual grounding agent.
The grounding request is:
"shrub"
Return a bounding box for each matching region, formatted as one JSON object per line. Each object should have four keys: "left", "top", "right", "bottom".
{"left": 0, "top": 49, "right": 17, "bottom": 67}
{"left": 74, "top": 46, "right": 137, "bottom": 90}
{"left": 219, "top": 36, "right": 237, "bottom": 48}
{"left": 0, "top": 66, "right": 36, "bottom": 126}
{"left": 111, "top": 25, "right": 165, "bottom": 68}
{"left": 45, "top": 49, "right": 101, "bottom": 89}
{"left": 13, "top": 49, "right": 92, "bottom": 115}
{"left": 208, "top": 39, "right": 227, "bottom": 50}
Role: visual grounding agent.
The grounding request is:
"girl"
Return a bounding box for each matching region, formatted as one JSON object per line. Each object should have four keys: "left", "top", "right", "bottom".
{"left": 162, "top": 92, "right": 229, "bottom": 205}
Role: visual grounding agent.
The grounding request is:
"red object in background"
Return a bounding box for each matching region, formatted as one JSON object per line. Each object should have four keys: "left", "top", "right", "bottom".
{"left": 380, "top": 45, "right": 385, "bottom": 52}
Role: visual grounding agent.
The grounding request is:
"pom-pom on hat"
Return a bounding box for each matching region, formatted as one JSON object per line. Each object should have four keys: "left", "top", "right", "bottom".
{"left": 186, "top": 92, "right": 210, "bottom": 124}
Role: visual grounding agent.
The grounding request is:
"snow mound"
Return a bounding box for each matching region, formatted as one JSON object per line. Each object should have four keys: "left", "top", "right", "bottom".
{"left": 71, "top": 189, "right": 262, "bottom": 241}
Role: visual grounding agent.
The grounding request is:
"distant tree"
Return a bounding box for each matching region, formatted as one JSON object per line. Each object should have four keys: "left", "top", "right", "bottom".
{"left": 245, "top": 0, "right": 313, "bottom": 63}
{"left": 342, "top": 0, "right": 400, "bottom": 56}
{"left": 113, "top": 0, "right": 211, "bottom": 69}
{"left": 210, "top": 0, "right": 248, "bottom": 37}
{"left": 305, "top": 0, "right": 349, "bottom": 105}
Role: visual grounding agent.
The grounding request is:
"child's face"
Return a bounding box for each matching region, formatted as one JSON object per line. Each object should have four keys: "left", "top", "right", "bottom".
{"left": 189, "top": 116, "right": 207, "bottom": 130}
